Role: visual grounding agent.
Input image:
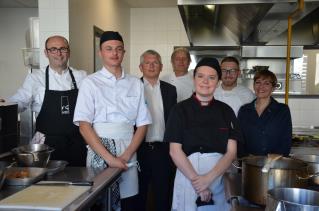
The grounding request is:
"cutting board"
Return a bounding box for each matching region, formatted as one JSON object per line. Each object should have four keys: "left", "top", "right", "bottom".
{"left": 0, "top": 185, "right": 91, "bottom": 210}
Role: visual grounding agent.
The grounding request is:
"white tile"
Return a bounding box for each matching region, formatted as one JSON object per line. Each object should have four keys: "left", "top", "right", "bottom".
{"left": 39, "top": 10, "right": 55, "bottom": 31}
{"left": 153, "top": 31, "right": 167, "bottom": 44}
{"left": 54, "top": 10, "right": 69, "bottom": 31}
{"left": 167, "top": 30, "right": 180, "bottom": 44}
{"left": 53, "top": 0, "right": 69, "bottom": 9}
{"left": 38, "top": 0, "right": 53, "bottom": 9}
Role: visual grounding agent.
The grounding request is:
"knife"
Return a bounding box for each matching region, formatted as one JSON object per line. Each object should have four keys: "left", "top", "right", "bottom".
{"left": 35, "top": 180, "right": 94, "bottom": 186}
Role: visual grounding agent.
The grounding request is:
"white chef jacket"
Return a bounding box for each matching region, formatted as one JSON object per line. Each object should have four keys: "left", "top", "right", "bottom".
{"left": 161, "top": 71, "right": 194, "bottom": 102}
{"left": 143, "top": 78, "right": 165, "bottom": 142}
{"left": 8, "top": 66, "right": 87, "bottom": 115}
{"left": 73, "top": 67, "right": 152, "bottom": 127}
{"left": 214, "top": 84, "right": 255, "bottom": 116}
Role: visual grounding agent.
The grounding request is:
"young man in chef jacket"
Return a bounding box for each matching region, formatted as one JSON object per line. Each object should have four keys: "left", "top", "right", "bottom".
{"left": 1, "top": 35, "right": 87, "bottom": 166}
{"left": 73, "top": 31, "right": 152, "bottom": 211}
{"left": 136, "top": 49, "right": 177, "bottom": 211}
{"left": 214, "top": 56, "right": 254, "bottom": 159}
{"left": 214, "top": 56, "right": 255, "bottom": 116}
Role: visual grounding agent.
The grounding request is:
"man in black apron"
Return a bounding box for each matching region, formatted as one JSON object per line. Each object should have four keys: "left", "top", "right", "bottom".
{"left": 36, "top": 66, "right": 86, "bottom": 166}
{"left": 6, "top": 35, "right": 87, "bottom": 166}
{"left": 36, "top": 36, "right": 87, "bottom": 166}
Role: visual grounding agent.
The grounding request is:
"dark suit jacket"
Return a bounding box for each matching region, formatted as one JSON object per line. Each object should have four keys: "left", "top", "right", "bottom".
{"left": 141, "top": 78, "right": 177, "bottom": 124}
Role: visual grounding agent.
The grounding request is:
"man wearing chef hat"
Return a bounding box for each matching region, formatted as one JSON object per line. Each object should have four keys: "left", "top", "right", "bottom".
{"left": 1, "top": 35, "right": 87, "bottom": 166}
{"left": 73, "top": 31, "right": 151, "bottom": 211}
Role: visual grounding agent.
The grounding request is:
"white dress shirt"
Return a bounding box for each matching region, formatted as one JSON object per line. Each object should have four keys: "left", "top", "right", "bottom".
{"left": 214, "top": 84, "right": 255, "bottom": 116}
{"left": 73, "top": 67, "right": 152, "bottom": 127}
{"left": 161, "top": 71, "right": 194, "bottom": 102}
{"left": 143, "top": 78, "right": 165, "bottom": 142}
{"left": 8, "top": 66, "right": 87, "bottom": 114}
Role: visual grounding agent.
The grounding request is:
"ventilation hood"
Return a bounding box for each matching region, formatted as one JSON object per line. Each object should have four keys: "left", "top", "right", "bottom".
{"left": 178, "top": 0, "right": 319, "bottom": 47}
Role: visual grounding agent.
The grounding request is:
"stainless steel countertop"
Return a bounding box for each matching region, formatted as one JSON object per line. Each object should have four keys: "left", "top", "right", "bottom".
{"left": 0, "top": 167, "right": 122, "bottom": 210}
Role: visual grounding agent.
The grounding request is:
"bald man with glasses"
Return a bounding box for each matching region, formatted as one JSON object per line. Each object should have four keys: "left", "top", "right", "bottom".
{"left": 1, "top": 35, "right": 87, "bottom": 166}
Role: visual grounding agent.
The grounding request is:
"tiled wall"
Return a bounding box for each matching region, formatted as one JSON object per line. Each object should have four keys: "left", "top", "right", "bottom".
{"left": 275, "top": 97, "right": 319, "bottom": 127}
{"left": 38, "top": 0, "right": 69, "bottom": 69}
{"left": 130, "top": 7, "right": 189, "bottom": 77}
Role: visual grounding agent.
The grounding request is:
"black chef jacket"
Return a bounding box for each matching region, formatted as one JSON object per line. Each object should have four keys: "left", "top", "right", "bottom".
{"left": 164, "top": 95, "right": 241, "bottom": 156}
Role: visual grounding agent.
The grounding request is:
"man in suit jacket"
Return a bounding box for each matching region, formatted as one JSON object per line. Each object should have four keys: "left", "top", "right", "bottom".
{"left": 137, "top": 49, "right": 177, "bottom": 211}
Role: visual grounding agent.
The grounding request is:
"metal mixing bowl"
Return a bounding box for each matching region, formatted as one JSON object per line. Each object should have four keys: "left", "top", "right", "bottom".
{"left": 12, "top": 144, "right": 54, "bottom": 167}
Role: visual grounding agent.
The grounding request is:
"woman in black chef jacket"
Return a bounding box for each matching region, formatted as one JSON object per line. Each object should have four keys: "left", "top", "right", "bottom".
{"left": 164, "top": 57, "right": 241, "bottom": 211}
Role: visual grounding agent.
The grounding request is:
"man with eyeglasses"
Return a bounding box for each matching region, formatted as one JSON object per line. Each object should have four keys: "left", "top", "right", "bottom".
{"left": 214, "top": 56, "right": 254, "bottom": 116}
{"left": 136, "top": 50, "right": 177, "bottom": 211}
{"left": 2, "top": 35, "right": 87, "bottom": 166}
{"left": 74, "top": 31, "right": 151, "bottom": 211}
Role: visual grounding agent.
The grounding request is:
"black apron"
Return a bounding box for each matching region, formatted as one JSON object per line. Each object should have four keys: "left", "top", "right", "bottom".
{"left": 35, "top": 66, "right": 87, "bottom": 166}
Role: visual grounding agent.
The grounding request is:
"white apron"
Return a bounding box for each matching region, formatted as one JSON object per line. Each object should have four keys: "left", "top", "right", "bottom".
{"left": 172, "top": 152, "right": 230, "bottom": 211}
{"left": 87, "top": 122, "right": 138, "bottom": 199}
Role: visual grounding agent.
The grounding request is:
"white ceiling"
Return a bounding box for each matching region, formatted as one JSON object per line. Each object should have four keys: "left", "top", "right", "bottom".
{"left": 0, "top": 0, "right": 177, "bottom": 8}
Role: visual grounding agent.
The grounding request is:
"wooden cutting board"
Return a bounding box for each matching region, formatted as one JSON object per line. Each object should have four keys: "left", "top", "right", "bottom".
{"left": 0, "top": 185, "right": 91, "bottom": 210}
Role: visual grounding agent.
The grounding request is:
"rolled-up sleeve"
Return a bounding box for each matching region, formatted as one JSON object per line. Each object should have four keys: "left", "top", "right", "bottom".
{"left": 73, "top": 78, "right": 95, "bottom": 126}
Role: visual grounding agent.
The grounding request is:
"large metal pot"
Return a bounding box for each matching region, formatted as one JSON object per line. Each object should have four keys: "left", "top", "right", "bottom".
{"left": 291, "top": 154, "right": 319, "bottom": 185}
{"left": 266, "top": 188, "right": 319, "bottom": 211}
{"left": 240, "top": 156, "right": 308, "bottom": 205}
{"left": 12, "top": 144, "right": 54, "bottom": 167}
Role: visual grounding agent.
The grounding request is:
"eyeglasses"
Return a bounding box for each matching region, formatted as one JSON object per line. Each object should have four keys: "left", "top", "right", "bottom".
{"left": 46, "top": 47, "right": 69, "bottom": 54}
{"left": 221, "top": 68, "right": 238, "bottom": 75}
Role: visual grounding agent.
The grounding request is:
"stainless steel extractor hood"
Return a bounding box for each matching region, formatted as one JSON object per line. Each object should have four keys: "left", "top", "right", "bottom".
{"left": 178, "top": 0, "right": 319, "bottom": 47}
{"left": 241, "top": 45, "right": 303, "bottom": 58}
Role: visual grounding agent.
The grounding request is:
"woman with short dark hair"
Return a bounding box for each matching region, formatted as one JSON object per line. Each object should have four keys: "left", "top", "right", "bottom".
{"left": 238, "top": 70, "right": 292, "bottom": 156}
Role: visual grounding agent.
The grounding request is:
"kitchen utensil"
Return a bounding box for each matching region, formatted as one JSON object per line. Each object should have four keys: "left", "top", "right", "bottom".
{"left": 235, "top": 156, "right": 308, "bottom": 205}
{"left": 46, "top": 160, "right": 68, "bottom": 176}
{"left": 252, "top": 66, "right": 269, "bottom": 72}
{"left": 5, "top": 167, "right": 47, "bottom": 186}
{"left": 291, "top": 154, "right": 319, "bottom": 184}
{"left": 35, "top": 180, "right": 93, "bottom": 186}
{"left": 266, "top": 188, "right": 319, "bottom": 211}
{"left": 262, "top": 154, "right": 283, "bottom": 173}
{"left": 12, "top": 144, "right": 54, "bottom": 167}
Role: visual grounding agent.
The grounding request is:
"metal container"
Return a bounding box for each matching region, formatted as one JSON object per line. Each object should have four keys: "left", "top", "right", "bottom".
{"left": 12, "top": 144, "right": 54, "bottom": 167}
{"left": 241, "top": 156, "right": 308, "bottom": 205}
{"left": 266, "top": 188, "right": 319, "bottom": 211}
{"left": 46, "top": 160, "right": 68, "bottom": 175}
{"left": 5, "top": 167, "right": 47, "bottom": 186}
{"left": 291, "top": 154, "right": 319, "bottom": 185}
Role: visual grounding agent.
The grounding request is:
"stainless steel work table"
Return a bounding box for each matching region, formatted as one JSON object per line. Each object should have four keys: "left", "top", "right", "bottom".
{"left": 0, "top": 167, "right": 122, "bottom": 211}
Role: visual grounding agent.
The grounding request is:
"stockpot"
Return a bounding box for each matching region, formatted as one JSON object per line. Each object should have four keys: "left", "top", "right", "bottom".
{"left": 235, "top": 156, "right": 309, "bottom": 205}
{"left": 266, "top": 187, "right": 319, "bottom": 211}
{"left": 291, "top": 154, "right": 319, "bottom": 185}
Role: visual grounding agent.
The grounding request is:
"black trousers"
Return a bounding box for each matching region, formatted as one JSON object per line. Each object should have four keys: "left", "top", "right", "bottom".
{"left": 137, "top": 142, "right": 174, "bottom": 211}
